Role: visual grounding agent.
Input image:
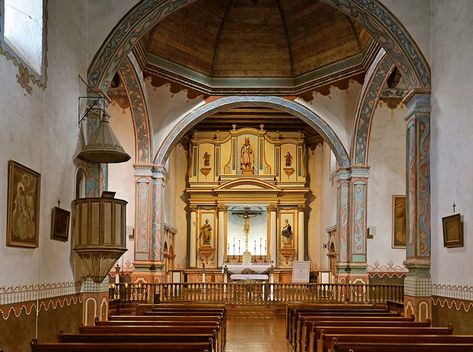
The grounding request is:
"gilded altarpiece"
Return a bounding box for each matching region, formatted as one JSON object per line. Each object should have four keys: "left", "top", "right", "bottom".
{"left": 187, "top": 126, "right": 308, "bottom": 270}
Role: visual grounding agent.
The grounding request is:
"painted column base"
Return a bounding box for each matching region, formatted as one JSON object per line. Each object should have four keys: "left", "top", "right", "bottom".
{"left": 404, "top": 295, "right": 432, "bottom": 322}
{"left": 336, "top": 263, "right": 368, "bottom": 284}
{"left": 131, "top": 262, "right": 165, "bottom": 283}
{"left": 81, "top": 278, "right": 109, "bottom": 326}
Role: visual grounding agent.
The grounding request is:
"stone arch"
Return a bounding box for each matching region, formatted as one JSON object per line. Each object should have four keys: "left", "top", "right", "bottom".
{"left": 351, "top": 49, "right": 396, "bottom": 165}
{"left": 87, "top": 0, "right": 430, "bottom": 92}
{"left": 153, "top": 96, "right": 350, "bottom": 168}
{"left": 117, "top": 56, "right": 152, "bottom": 164}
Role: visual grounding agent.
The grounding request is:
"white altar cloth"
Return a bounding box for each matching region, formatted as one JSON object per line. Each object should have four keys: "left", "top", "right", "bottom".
{"left": 230, "top": 274, "right": 269, "bottom": 281}
{"left": 225, "top": 263, "right": 272, "bottom": 274}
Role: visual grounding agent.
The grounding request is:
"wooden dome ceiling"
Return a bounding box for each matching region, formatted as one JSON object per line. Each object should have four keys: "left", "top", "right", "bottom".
{"left": 134, "top": 0, "right": 378, "bottom": 94}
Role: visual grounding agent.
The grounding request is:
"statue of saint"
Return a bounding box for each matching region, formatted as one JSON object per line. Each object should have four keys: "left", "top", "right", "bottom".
{"left": 285, "top": 152, "right": 293, "bottom": 167}
{"left": 203, "top": 152, "right": 211, "bottom": 167}
{"left": 199, "top": 219, "right": 212, "bottom": 246}
{"left": 281, "top": 218, "right": 293, "bottom": 246}
{"left": 240, "top": 138, "right": 254, "bottom": 172}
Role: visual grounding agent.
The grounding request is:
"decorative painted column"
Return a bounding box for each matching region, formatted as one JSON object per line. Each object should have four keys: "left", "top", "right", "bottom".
{"left": 347, "top": 167, "right": 369, "bottom": 283}
{"left": 403, "top": 91, "right": 432, "bottom": 321}
{"left": 132, "top": 165, "right": 166, "bottom": 283}
{"left": 133, "top": 165, "right": 153, "bottom": 266}
{"left": 217, "top": 205, "right": 226, "bottom": 267}
{"left": 335, "top": 168, "right": 350, "bottom": 282}
{"left": 297, "top": 206, "right": 305, "bottom": 261}
{"left": 189, "top": 205, "right": 197, "bottom": 268}
{"left": 269, "top": 204, "right": 277, "bottom": 266}
{"left": 81, "top": 279, "right": 109, "bottom": 326}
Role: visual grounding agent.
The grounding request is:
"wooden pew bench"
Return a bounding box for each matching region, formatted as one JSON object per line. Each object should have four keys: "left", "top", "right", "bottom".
{"left": 58, "top": 331, "right": 216, "bottom": 352}
{"left": 323, "top": 334, "right": 473, "bottom": 352}
{"left": 310, "top": 326, "right": 453, "bottom": 352}
{"left": 297, "top": 316, "right": 417, "bottom": 352}
{"left": 332, "top": 341, "right": 473, "bottom": 352}
{"left": 31, "top": 340, "right": 212, "bottom": 352}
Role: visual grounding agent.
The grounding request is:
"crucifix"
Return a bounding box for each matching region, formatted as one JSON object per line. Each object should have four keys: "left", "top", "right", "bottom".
{"left": 233, "top": 207, "right": 261, "bottom": 252}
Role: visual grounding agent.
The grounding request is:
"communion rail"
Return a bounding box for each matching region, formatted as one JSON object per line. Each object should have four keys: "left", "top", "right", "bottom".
{"left": 109, "top": 282, "right": 403, "bottom": 305}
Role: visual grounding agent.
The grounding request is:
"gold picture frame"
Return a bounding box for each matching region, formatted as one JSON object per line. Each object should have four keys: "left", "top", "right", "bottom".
{"left": 6, "top": 160, "right": 41, "bottom": 248}
{"left": 51, "top": 207, "right": 70, "bottom": 241}
{"left": 392, "top": 195, "right": 406, "bottom": 248}
{"left": 442, "top": 213, "right": 463, "bottom": 248}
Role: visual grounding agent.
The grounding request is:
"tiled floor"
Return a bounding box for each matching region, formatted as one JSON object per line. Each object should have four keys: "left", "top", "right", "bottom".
{"left": 225, "top": 318, "right": 292, "bottom": 352}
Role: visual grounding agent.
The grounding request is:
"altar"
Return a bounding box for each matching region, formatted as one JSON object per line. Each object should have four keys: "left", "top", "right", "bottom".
{"left": 224, "top": 263, "right": 272, "bottom": 281}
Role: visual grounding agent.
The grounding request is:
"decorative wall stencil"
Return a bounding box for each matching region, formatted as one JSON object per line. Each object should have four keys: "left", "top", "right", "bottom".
{"left": 119, "top": 57, "right": 152, "bottom": 164}
{"left": 51, "top": 206, "right": 70, "bottom": 242}
{"left": 6, "top": 160, "right": 41, "bottom": 248}
{"left": 392, "top": 195, "right": 407, "bottom": 248}
{"left": 351, "top": 51, "right": 395, "bottom": 165}
{"left": 442, "top": 214, "right": 463, "bottom": 248}
{"left": 367, "top": 261, "right": 408, "bottom": 279}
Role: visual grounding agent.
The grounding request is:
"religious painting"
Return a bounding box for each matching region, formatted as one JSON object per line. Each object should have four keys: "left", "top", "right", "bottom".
{"left": 442, "top": 213, "right": 463, "bottom": 248}
{"left": 51, "top": 206, "right": 70, "bottom": 241}
{"left": 6, "top": 160, "right": 41, "bottom": 248}
{"left": 392, "top": 195, "right": 406, "bottom": 248}
{"left": 279, "top": 212, "right": 295, "bottom": 248}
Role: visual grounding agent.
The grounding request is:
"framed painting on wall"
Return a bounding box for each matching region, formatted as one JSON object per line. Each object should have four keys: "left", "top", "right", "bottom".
{"left": 392, "top": 195, "right": 406, "bottom": 248}
{"left": 442, "top": 213, "right": 463, "bottom": 248}
{"left": 6, "top": 160, "right": 41, "bottom": 248}
{"left": 51, "top": 206, "right": 70, "bottom": 241}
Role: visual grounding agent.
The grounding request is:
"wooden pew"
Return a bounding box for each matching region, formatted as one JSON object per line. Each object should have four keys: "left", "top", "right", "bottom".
{"left": 136, "top": 303, "right": 225, "bottom": 315}
{"left": 83, "top": 325, "right": 223, "bottom": 352}
{"left": 58, "top": 331, "right": 216, "bottom": 352}
{"left": 297, "top": 316, "right": 417, "bottom": 352}
{"left": 31, "top": 340, "right": 212, "bottom": 352}
{"left": 324, "top": 334, "right": 473, "bottom": 352}
{"left": 332, "top": 341, "right": 473, "bottom": 352}
{"left": 310, "top": 326, "right": 453, "bottom": 352}
{"left": 291, "top": 310, "right": 399, "bottom": 348}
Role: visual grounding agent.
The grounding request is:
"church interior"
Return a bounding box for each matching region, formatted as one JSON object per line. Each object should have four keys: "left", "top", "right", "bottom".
{"left": 1, "top": 0, "right": 473, "bottom": 351}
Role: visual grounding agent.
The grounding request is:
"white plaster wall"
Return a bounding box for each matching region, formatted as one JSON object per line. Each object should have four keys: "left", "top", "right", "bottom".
{"left": 307, "top": 146, "right": 323, "bottom": 269}
{"left": 0, "top": 0, "right": 87, "bottom": 286}
{"left": 381, "top": 0, "right": 431, "bottom": 62}
{"left": 299, "top": 81, "right": 362, "bottom": 154}
{"left": 86, "top": 0, "right": 139, "bottom": 64}
{"left": 367, "top": 102, "right": 406, "bottom": 268}
{"left": 108, "top": 103, "right": 136, "bottom": 269}
{"left": 165, "top": 144, "right": 189, "bottom": 268}
{"left": 145, "top": 82, "right": 204, "bottom": 162}
{"left": 320, "top": 143, "right": 338, "bottom": 270}
{"left": 430, "top": 0, "right": 473, "bottom": 286}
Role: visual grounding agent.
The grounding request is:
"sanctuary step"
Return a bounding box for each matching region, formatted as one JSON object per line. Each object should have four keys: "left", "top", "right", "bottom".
{"left": 226, "top": 303, "right": 286, "bottom": 319}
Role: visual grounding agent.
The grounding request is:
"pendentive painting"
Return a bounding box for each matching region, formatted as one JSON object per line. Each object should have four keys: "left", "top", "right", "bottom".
{"left": 6, "top": 160, "right": 41, "bottom": 248}
{"left": 392, "top": 195, "right": 406, "bottom": 248}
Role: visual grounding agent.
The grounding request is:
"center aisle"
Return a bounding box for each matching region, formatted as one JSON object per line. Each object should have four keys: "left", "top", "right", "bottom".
{"left": 225, "top": 318, "right": 291, "bottom": 352}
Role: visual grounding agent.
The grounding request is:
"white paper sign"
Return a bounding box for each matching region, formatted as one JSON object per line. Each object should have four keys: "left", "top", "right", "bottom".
{"left": 292, "top": 261, "right": 310, "bottom": 283}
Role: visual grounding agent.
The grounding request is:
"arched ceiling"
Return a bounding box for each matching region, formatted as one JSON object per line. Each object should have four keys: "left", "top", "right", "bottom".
{"left": 133, "top": 0, "right": 378, "bottom": 95}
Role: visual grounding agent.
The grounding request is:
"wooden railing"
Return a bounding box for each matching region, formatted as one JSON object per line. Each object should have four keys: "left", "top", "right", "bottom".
{"left": 109, "top": 282, "right": 403, "bottom": 305}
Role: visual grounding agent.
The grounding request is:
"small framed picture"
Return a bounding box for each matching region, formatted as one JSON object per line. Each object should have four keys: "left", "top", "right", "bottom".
{"left": 442, "top": 213, "right": 463, "bottom": 248}
{"left": 51, "top": 207, "right": 70, "bottom": 241}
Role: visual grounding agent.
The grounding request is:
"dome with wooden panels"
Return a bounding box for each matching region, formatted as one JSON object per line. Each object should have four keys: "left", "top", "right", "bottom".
{"left": 134, "top": 0, "right": 377, "bottom": 95}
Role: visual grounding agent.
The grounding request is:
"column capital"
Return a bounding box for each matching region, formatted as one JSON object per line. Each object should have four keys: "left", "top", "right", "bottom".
{"left": 268, "top": 203, "right": 278, "bottom": 212}
{"left": 152, "top": 164, "right": 167, "bottom": 181}
{"left": 350, "top": 166, "right": 370, "bottom": 179}
{"left": 217, "top": 204, "right": 226, "bottom": 212}
{"left": 403, "top": 90, "right": 431, "bottom": 120}
{"left": 336, "top": 167, "right": 351, "bottom": 181}
{"left": 190, "top": 204, "right": 198, "bottom": 212}
{"left": 134, "top": 165, "right": 154, "bottom": 177}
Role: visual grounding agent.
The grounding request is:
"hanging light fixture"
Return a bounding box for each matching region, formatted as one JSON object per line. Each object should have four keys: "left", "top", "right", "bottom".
{"left": 77, "top": 96, "right": 131, "bottom": 164}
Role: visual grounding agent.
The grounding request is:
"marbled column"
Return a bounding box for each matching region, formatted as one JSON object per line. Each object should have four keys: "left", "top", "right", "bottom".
{"left": 336, "top": 168, "right": 350, "bottom": 282}
{"left": 133, "top": 166, "right": 153, "bottom": 264}
{"left": 217, "top": 205, "right": 225, "bottom": 267}
{"left": 269, "top": 204, "right": 277, "bottom": 266}
{"left": 152, "top": 167, "right": 166, "bottom": 263}
{"left": 189, "top": 206, "right": 197, "bottom": 268}
{"left": 297, "top": 206, "right": 305, "bottom": 261}
{"left": 403, "top": 91, "right": 432, "bottom": 321}
{"left": 348, "top": 167, "right": 369, "bottom": 282}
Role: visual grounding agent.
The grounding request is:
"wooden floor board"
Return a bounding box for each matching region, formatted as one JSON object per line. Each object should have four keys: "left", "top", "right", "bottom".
{"left": 225, "top": 318, "right": 291, "bottom": 352}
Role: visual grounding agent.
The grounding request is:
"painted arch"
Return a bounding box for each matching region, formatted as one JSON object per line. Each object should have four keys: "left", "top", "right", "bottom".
{"left": 87, "top": 0, "right": 430, "bottom": 93}
{"left": 153, "top": 96, "right": 350, "bottom": 168}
